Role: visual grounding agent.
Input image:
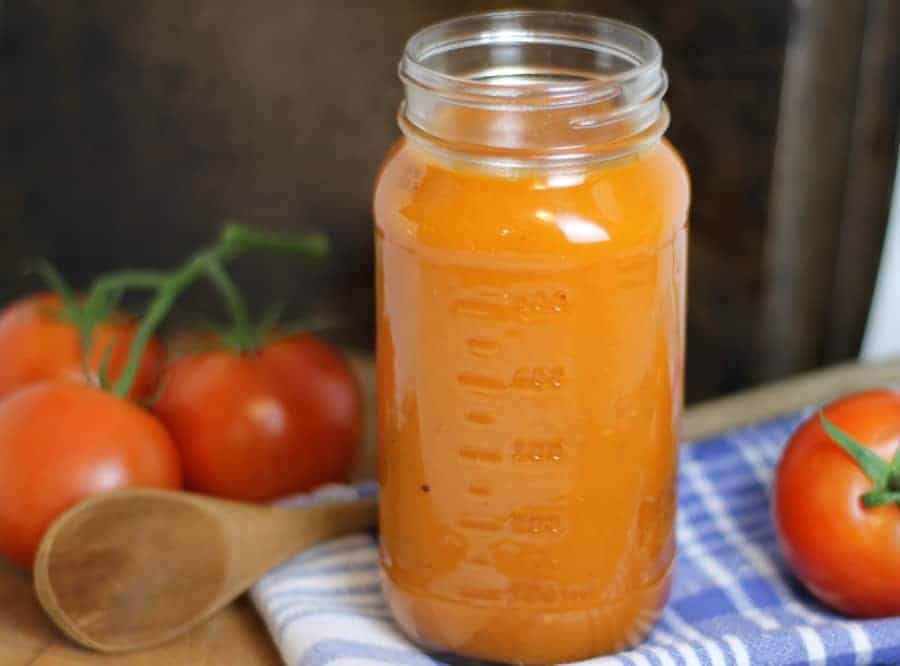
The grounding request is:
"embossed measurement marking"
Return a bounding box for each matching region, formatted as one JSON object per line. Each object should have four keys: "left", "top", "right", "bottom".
{"left": 466, "top": 337, "right": 501, "bottom": 357}
{"left": 465, "top": 410, "right": 496, "bottom": 425}
{"left": 457, "top": 366, "right": 566, "bottom": 393}
{"left": 450, "top": 278, "right": 576, "bottom": 592}
{"left": 456, "top": 579, "right": 600, "bottom": 607}
{"left": 456, "top": 507, "right": 566, "bottom": 535}
{"left": 511, "top": 365, "right": 565, "bottom": 390}
{"left": 457, "top": 372, "right": 507, "bottom": 391}
{"left": 509, "top": 508, "right": 565, "bottom": 535}
{"left": 451, "top": 289, "right": 570, "bottom": 324}
{"left": 458, "top": 446, "right": 503, "bottom": 464}
{"left": 512, "top": 437, "right": 566, "bottom": 463}
{"left": 458, "top": 515, "right": 504, "bottom": 532}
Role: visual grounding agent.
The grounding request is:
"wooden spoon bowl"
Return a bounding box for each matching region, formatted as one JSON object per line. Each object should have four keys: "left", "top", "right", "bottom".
{"left": 33, "top": 488, "right": 376, "bottom": 652}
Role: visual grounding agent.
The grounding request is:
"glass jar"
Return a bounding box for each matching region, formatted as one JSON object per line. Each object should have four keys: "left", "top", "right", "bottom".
{"left": 374, "top": 11, "right": 689, "bottom": 664}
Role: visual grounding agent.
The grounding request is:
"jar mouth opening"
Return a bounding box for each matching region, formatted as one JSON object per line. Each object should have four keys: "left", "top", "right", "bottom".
{"left": 398, "top": 10, "right": 669, "bottom": 168}
{"left": 400, "top": 10, "right": 664, "bottom": 109}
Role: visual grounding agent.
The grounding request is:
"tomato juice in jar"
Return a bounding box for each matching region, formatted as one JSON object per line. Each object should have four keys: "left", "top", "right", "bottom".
{"left": 374, "top": 11, "right": 689, "bottom": 664}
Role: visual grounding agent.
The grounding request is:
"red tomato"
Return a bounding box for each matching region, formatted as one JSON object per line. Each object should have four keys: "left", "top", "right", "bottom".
{"left": 773, "top": 389, "right": 900, "bottom": 616}
{"left": 0, "top": 381, "right": 183, "bottom": 567}
{"left": 164, "top": 329, "right": 225, "bottom": 361}
{"left": 154, "top": 334, "right": 363, "bottom": 502}
{"left": 0, "top": 293, "right": 164, "bottom": 400}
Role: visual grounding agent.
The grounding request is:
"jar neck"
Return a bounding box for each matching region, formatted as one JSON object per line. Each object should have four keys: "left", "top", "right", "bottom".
{"left": 398, "top": 11, "right": 669, "bottom": 169}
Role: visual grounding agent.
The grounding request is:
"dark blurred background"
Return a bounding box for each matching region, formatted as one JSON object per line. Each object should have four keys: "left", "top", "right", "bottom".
{"left": 2, "top": 1, "right": 899, "bottom": 402}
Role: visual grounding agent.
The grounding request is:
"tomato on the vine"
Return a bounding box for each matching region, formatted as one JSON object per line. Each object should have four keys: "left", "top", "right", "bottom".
{"left": 154, "top": 334, "right": 363, "bottom": 502}
{"left": 0, "top": 293, "right": 163, "bottom": 400}
{"left": 0, "top": 381, "right": 183, "bottom": 567}
{"left": 0, "top": 225, "right": 327, "bottom": 567}
{"left": 0, "top": 224, "right": 326, "bottom": 565}
{"left": 773, "top": 389, "right": 900, "bottom": 617}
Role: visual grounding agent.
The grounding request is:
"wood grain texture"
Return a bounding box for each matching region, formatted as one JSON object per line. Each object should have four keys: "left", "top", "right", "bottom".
{"left": 0, "top": 555, "right": 282, "bottom": 666}
{"left": 33, "top": 489, "right": 375, "bottom": 653}
{"left": 683, "top": 357, "right": 900, "bottom": 442}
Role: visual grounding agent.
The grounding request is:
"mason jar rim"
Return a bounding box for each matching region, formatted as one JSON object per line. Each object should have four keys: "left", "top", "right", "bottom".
{"left": 397, "top": 10, "right": 669, "bottom": 168}
{"left": 400, "top": 10, "right": 664, "bottom": 110}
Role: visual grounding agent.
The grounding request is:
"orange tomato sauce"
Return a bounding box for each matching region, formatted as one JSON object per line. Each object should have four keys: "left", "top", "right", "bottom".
{"left": 374, "top": 137, "right": 689, "bottom": 664}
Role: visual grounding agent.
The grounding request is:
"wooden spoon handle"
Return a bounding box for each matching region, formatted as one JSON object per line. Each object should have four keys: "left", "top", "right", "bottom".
{"left": 280, "top": 496, "right": 378, "bottom": 552}
{"left": 223, "top": 495, "right": 378, "bottom": 593}
{"left": 34, "top": 489, "right": 379, "bottom": 654}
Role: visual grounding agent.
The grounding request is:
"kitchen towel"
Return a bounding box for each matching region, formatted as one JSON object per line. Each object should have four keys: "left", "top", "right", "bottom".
{"left": 251, "top": 409, "right": 900, "bottom": 665}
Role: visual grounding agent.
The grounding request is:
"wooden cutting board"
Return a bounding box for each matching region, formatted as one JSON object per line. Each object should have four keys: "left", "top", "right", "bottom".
{"left": 0, "top": 556, "right": 282, "bottom": 665}
{"left": 3, "top": 357, "right": 900, "bottom": 665}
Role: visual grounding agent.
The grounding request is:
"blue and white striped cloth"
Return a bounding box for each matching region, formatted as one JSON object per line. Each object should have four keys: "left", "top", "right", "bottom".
{"left": 251, "top": 410, "right": 900, "bottom": 665}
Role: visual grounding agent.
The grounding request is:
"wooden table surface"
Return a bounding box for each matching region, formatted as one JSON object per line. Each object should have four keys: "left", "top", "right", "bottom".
{"left": 5, "top": 356, "right": 900, "bottom": 665}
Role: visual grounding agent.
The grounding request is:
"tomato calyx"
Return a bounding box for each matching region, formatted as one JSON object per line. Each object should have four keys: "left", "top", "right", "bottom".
{"left": 35, "top": 222, "right": 329, "bottom": 398}
{"left": 819, "top": 412, "right": 900, "bottom": 508}
{"left": 201, "top": 262, "right": 282, "bottom": 354}
{"left": 109, "top": 223, "right": 328, "bottom": 396}
{"left": 35, "top": 260, "right": 140, "bottom": 390}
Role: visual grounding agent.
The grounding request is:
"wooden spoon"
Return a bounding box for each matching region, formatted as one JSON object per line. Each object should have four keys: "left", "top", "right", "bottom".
{"left": 33, "top": 488, "right": 377, "bottom": 653}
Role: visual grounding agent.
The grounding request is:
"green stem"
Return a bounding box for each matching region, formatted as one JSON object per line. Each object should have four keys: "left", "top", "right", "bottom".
{"left": 35, "top": 260, "right": 79, "bottom": 319}
{"left": 819, "top": 411, "right": 900, "bottom": 509}
{"left": 87, "top": 271, "right": 169, "bottom": 302}
{"left": 219, "top": 222, "right": 329, "bottom": 259}
{"left": 80, "top": 270, "right": 169, "bottom": 353}
{"left": 112, "top": 265, "right": 202, "bottom": 397}
{"left": 863, "top": 489, "right": 900, "bottom": 508}
{"left": 890, "top": 441, "right": 900, "bottom": 472}
{"left": 204, "top": 260, "right": 255, "bottom": 350}
{"left": 110, "top": 224, "right": 328, "bottom": 397}
{"left": 819, "top": 413, "right": 890, "bottom": 487}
